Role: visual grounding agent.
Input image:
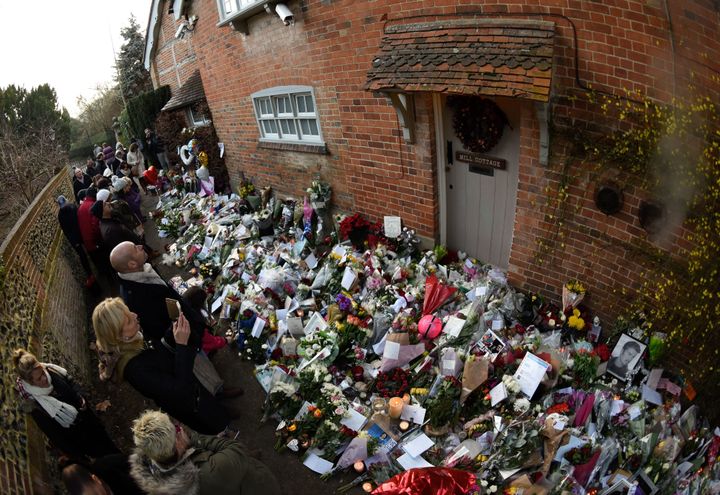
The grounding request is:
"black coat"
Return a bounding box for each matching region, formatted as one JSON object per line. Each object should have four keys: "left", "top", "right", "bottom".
{"left": 118, "top": 275, "right": 204, "bottom": 350}
{"left": 27, "top": 369, "right": 119, "bottom": 461}
{"left": 99, "top": 218, "right": 142, "bottom": 251}
{"left": 57, "top": 203, "right": 82, "bottom": 246}
{"left": 123, "top": 344, "right": 227, "bottom": 435}
{"left": 72, "top": 175, "right": 92, "bottom": 202}
{"left": 88, "top": 454, "right": 146, "bottom": 495}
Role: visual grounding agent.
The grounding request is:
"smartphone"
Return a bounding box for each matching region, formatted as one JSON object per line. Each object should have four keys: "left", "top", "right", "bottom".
{"left": 165, "top": 298, "right": 182, "bottom": 320}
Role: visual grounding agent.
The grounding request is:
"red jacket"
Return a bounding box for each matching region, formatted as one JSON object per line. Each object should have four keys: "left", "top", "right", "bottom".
{"left": 77, "top": 197, "right": 101, "bottom": 252}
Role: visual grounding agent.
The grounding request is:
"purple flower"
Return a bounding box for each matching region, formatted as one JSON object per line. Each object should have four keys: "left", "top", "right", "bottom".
{"left": 336, "top": 293, "right": 352, "bottom": 312}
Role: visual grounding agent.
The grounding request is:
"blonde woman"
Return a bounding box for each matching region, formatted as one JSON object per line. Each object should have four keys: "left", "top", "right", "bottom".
{"left": 91, "top": 298, "right": 228, "bottom": 434}
{"left": 12, "top": 349, "right": 119, "bottom": 461}
{"left": 129, "top": 410, "right": 280, "bottom": 495}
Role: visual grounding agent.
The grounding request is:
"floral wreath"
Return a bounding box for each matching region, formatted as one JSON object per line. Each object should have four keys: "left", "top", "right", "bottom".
{"left": 448, "top": 96, "right": 508, "bottom": 153}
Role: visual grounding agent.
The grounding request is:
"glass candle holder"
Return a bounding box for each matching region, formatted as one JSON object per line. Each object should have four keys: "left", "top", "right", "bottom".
{"left": 388, "top": 397, "right": 404, "bottom": 419}
{"left": 372, "top": 397, "right": 387, "bottom": 415}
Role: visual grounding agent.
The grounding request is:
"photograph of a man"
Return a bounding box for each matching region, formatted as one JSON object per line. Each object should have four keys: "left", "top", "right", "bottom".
{"left": 606, "top": 334, "right": 646, "bottom": 381}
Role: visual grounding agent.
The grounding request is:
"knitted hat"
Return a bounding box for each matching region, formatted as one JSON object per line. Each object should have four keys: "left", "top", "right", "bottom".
{"left": 56, "top": 195, "right": 67, "bottom": 206}
{"left": 112, "top": 177, "right": 131, "bottom": 191}
{"left": 103, "top": 168, "right": 113, "bottom": 178}
{"left": 90, "top": 200, "right": 105, "bottom": 219}
{"left": 96, "top": 189, "right": 111, "bottom": 202}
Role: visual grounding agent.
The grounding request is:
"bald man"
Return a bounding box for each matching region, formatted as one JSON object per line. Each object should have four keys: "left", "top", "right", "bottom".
{"left": 111, "top": 241, "right": 203, "bottom": 349}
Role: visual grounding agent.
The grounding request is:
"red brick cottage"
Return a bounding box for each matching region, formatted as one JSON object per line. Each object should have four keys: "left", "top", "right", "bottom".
{"left": 144, "top": 0, "right": 719, "bottom": 320}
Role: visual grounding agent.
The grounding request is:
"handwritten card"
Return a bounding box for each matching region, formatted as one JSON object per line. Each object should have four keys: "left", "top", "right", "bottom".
{"left": 340, "top": 407, "right": 368, "bottom": 432}
{"left": 341, "top": 267, "right": 356, "bottom": 290}
{"left": 489, "top": 382, "right": 508, "bottom": 407}
{"left": 251, "top": 317, "right": 266, "bottom": 338}
{"left": 303, "top": 452, "right": 334, "bottom": 475}
{"left": 397, "top": 453, "right": 434, "bottom": 470}
{"left": 443, "top": 316, "right": 465, "bottom": 338}
{"left": 287, "top": 317, "right": 304, "bottom": 336}
{"left": 383, "top": 216, "right": 402, "bottom": 238}
{"left": 303, "top": 312, "right": 327, "bottom": 336}
{"left": 402, "top": 432, "right": 434, "bottom": 458}
{"left": 400, "top": 404, "right": 426, "bottom": 425}
{"left": 383, "top": 340, "right": 400, "bottom": 360}
{"left": 513, "top": 352, "right": 551, "bottom": 398}
{"left": 305, "top": 253, "right": 318, "bottom": 269}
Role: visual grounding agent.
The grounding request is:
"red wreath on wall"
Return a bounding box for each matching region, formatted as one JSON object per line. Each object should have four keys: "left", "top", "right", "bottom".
{"left": 448, "top": 96, "right": 509, "bottom": 153}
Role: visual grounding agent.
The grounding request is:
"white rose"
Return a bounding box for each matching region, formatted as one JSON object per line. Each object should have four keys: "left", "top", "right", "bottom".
{"left": 324, "top": 374, "right": 332, "bottom": 382}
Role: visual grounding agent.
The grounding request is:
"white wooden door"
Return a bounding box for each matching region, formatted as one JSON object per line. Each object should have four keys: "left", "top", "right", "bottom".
{"left": 443, "top": 96, "right": 521, "bottom": 268}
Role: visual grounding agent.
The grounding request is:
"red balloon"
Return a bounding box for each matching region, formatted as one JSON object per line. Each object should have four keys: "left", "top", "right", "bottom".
{"left": 418, "top": 314, "right": 442, "bottom": 340}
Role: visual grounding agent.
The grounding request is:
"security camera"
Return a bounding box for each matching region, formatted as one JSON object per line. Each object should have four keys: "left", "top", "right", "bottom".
{"left": 275, "top": 3, "right": 294, "bottom": 26}
{"left": 175, "top": 22, "right": 187, "bottom": 39}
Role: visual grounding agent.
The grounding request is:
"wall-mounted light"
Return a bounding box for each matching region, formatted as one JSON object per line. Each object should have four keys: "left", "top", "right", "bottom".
{"left": 175, "top": 14, "right": 198, "bottom": 39}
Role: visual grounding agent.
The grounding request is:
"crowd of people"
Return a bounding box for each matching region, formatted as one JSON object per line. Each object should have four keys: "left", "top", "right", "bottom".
{"left": 15, "top": 129, "right": 281, "bottom": 494}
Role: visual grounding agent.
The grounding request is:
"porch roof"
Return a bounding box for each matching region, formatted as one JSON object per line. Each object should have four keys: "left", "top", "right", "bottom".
{"left": 365, "top": 18, "right": 555, "bottom": 102}
{"left": 162, "top": 70, "right": 205, "bottom": 112}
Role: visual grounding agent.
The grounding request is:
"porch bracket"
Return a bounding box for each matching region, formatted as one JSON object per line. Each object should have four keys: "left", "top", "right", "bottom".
{"left": 535, "top": 101, "right": 550, "bottom": 166}
{"left": 387, "top": 93, "right": 415, "bottom": 143}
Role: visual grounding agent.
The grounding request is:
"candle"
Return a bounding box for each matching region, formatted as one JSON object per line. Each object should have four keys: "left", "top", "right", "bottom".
{"left": 399, "top": 420, "right": 410, "bottom": 432}
{"left": 362, "top": 482, "right": 374, "bottom": 492}
{"left": 353, "top": 460, "right": 365, "bottom": 473}
{"left": 372, "top": 398, "right": 387, "bottom": 415}
{"left": 402, "top": 393, "right": 411, "bottom": 404}
{"left": 388, "top": 397, "right": 404, "bottom": 419}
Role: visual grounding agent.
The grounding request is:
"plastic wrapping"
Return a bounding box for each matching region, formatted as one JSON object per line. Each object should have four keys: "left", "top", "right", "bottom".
{"left": 371, "top": 467, "right": 476, "bottom": 495}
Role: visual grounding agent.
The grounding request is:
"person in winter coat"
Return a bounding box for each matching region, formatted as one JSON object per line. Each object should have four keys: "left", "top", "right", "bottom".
{"left": 129, "top": 410, "right": 281, "bottom": 495}
{"left": 12, "top": 349, "right": 119, "bottom": 462}
{"left": 92, "top": 298, "right": 230, "bottom": 435}
{"left": 144, "top": 128, "right": 169, "bottom": 172}
{"left": 112, "top": 176, "right": 143, "bottom": 223}
{"left": 72, "top": 167, "right": 92, "bottom": 203}
{"left": 92, "top": 199, "right": 143, "bottom": 252}
{"left": 62, "top": 455, "right": 145, "bottom": 495}
{"left": 56, "top": 195, "right": 94, "bottom": 287}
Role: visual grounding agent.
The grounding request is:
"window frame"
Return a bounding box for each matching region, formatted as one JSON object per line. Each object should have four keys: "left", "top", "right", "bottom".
{"left": 215, "top": 0, "right": 265, "bottom": 23}
{"left": 186, "top": 106, "right": 211, "bottom": 127}
{"left": 251, "top": 86, "right": 324, "bottom": 145}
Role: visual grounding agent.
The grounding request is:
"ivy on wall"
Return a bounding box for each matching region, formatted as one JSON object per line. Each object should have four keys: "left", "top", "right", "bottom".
{"left": 535, "top": 91, "right": 719, "bottom": 405}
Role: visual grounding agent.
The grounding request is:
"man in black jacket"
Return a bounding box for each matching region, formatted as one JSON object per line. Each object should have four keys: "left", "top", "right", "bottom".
{"left": 57, "top": 195, "right": 94, "bottom": 287}
{"left": 91, "top": 200, "right": 143, "bottom": 253}
{"left": 109, "top": 241, "right": 202, "bottom": 348}
{"left": 110, "top": 242, "right": 244, "bottom": 400}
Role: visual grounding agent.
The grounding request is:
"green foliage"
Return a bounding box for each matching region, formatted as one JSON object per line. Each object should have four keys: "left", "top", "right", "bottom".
{"left": 115, "top": 15, "right": 153, "bottom": 101}
{"left": 0, "top": 83, "right": 71, "bottom": 149}
{"left": 587, "top": 93, "right": 720, "bottom": 387}
{"left": 125, "top": 86, "right": 171, "bottom": 140}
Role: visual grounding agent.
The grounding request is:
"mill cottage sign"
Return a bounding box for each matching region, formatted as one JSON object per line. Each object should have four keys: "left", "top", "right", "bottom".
{"left": 455, "top": 151, "right": 507, "bottom": 170}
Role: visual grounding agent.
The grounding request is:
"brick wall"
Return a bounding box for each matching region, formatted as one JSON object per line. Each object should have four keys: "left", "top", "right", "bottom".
{"left": 148, "top": 0, "right": 720, "bottom": 318}
{"left": 0, "top": 172, "right": 91, "bottom": 494}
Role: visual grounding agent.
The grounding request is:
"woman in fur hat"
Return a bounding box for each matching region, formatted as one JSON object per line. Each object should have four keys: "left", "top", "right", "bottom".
{"left": 12, "top": 349, "right": 119, "bottom": 462}
{"left": 129, "top": 410, "right": 280, "bottom": 495}
{"left": 92, "top": 298, "right": 229, "bottom": 435}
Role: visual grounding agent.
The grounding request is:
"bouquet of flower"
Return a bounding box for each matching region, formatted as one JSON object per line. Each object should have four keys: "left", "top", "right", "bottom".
{"left": 339, "top": 213, "right": 384, "bottom": 250}
{"left": 426, "top": 377, "right": 462, "bottom": 430}
{"left": 238, "top": 177, "right": 256, "bottom": 199}
{"left": 570, "top": 350, "right": 599, "bottom": 389}
{"left": 562, "top": 280, "right": 586, "bottom": 311}
{"left": 374, "top": 367, "right": 410, "bottom": 398}
{"left": 264, "top": 381, "right": 303, "bottom": 421}
{"left": 297, "top": 362, "right": 330, "bottom": 402}
{"left": 307, "top": 179, "right": 332, "bottom": 209}
{"left": 297, "top": 329, "right": 339, "bottom": 364}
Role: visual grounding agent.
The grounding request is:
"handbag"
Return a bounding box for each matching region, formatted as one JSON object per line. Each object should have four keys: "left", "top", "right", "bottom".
{"left": 161, "top": 338, "right": 224, "bottom": 396}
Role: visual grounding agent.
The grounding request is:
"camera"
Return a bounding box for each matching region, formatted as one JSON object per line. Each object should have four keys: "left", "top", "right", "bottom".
{"left": 274, "top": 3, "right": 294, "bottom": 26}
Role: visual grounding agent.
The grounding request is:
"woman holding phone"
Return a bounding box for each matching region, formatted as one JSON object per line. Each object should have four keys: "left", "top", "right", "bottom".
{"left": 91, "top": 297, "right": 229, "bottom": 434}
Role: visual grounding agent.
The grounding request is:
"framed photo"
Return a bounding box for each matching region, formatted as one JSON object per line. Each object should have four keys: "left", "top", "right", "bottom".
{"left": 600, "top": 479, "right": 634, "bottom": 495}
{"left": 606, "top": 333, "right": 646, "bottom": 381}
{"left": 631, "top": 469, "right": 658, "bottom": 495}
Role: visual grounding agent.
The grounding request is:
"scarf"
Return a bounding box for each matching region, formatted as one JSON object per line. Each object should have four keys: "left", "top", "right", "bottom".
{"left": 98, "top": 332, "right": 146, "bottom": 383}
{"left": 118, "top": 263, "right": 167, "bottom": 286}
{"left": 18, "top": 365, "right": 78, "bottom": 428}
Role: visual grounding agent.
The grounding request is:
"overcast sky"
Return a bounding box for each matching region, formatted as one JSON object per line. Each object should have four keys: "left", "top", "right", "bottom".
{"left": 0, "top": 0, "right": 151, "bottom": 117}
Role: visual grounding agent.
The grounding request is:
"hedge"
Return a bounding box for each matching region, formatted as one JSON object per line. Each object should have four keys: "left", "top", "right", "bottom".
{"left": 125, "top": 85, "right": 171, "bottom": 139}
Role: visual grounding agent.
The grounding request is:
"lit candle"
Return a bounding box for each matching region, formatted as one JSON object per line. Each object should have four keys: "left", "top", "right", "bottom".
{"left": 362, "top": 482, "right": 374, "bottom": 493}
{"left": 399, "top": 420, "right": 410, "bottom": 432}
{"left": 353, "top": 460, "right": 365, "bottom": 473}
{"left": 388, "top": 397, "right": 404, "bottom": 419}
{"left": 402, "top": 393, "right": 411, "bottom": 404}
